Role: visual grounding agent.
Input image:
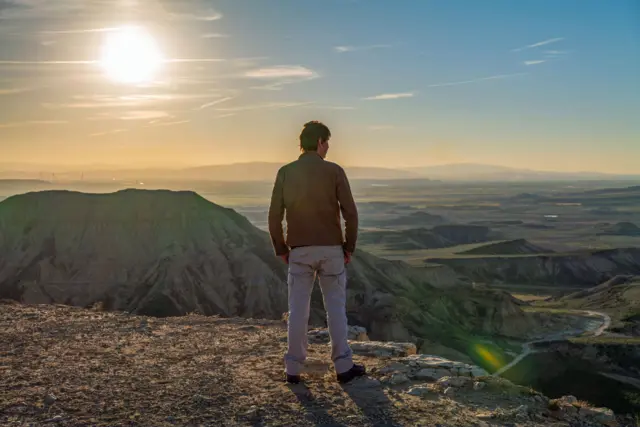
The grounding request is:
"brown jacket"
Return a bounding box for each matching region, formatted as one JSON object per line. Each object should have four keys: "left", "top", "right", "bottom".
{"left": 268, "top": 152, "right": 358, "bottom": 256}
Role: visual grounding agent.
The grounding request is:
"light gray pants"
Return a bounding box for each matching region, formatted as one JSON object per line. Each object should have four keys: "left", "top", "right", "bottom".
{"left": 284, "top": 245, "right": 353, "bottom": 376}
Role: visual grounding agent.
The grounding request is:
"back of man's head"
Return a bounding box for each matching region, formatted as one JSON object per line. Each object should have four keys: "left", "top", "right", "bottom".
{"left": 299, "top": 121, "right": 331, "bottom": 152}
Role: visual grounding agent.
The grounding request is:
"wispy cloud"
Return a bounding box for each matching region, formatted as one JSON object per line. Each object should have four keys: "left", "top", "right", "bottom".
{"left": 0, "top": 60, "right": 96, "bottom": 65}
{"left": 544, "top": 50, "right": 568, "bottom": 55}
{"left": 0, "top": 87, "right": 33, "bottom": 95}
{"left": 368, "top": 125, "right": 395, "bottom": 130}
{"left": 171, "top": 10, "right": 222, "bottom": 21}
{"left": 512, "top": 37, "right": 564, "bottom": 52}
{"left": 0, "top": 0, "right": 83, "bottom": 19}
{"left": 90, "top": 111, "right": 173, "bottom": 121}
{"left": 0, "top": 58, "right": 223, "bottom": 66}
{"left": 164, "top": 58, "right": 226, "bottom": 64}
{"left": 0, "top": 120, "right": 67, "bottom": 129}
{"left": 231, "top": 57, "right": 269, "bottom": 69}
{"left": 334, "top": 44, "right": 391, "bottom": 53}
{"left": 245, "top": 65, "right": 319, "bottom": 90}
{"left": 90, "top": 129, "right": 127, "bottom": 137}
{"left": 304, "top": 105, "right": 356, "bottom": 111}
{"left": 202, "top": 33, "right": 229, "bottom": 39}
{"left": 147, "top": 120, "right": 190, "bottom": 128}
{"left": 427, "top": 73, "right": 526, "bottom": 88}
{"left": 43, "top": 93, "right": 221, "bottom": 109}
{"left": 216, "top": 102, "right": 313, "bottom": 112}
{"left": 245, "top": 66, "right": 317, "bottom": 79}
{"left": 196, "top": 97, "right": 233, "bottom": 110}
{"left": 523, "top": 60, "right": 546, "bottom": 66}
{"left": 119, "top": 111, "right": 172, "bottom": 121}
{"left": 364, "top": 92, "right": 414, "bottom": 101}
{"left": 213, "top": 113, "right": 235, "bottom": 119}
{"left": 41, "top": 27, "right": 121, "bottom": 34}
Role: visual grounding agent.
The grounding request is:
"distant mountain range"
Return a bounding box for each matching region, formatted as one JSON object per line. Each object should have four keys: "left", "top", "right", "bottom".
{"left": 1, "top": 162, "right": 639, "bottom": 182}
{"left": 406, "top": 164, "right": 640, "bottom": 182}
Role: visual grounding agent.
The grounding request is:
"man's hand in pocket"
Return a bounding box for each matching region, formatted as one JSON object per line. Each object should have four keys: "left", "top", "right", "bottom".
{"left": 279, "top": 253, "right": 289, "bottom": 264}
{"left": 344, "top": 251, "right": 352, "bottom": 265}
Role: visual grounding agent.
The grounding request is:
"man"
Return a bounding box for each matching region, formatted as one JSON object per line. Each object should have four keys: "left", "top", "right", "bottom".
{"left": 268, "top": 121, "right": 366, "bottom": 384}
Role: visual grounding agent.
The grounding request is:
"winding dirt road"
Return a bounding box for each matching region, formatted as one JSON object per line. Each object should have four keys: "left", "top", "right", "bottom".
{"left": 493, "top": 310, "right": 611, "bottom": 377}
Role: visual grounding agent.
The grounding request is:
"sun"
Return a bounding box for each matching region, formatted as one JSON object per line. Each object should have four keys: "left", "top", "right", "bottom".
{"left": 99, "top": 26, "right": 164, "bottom": 84}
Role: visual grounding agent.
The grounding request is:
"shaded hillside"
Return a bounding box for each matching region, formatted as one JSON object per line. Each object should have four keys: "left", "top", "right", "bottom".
{"left": 459, "top": 239, "right": 552, "bottom": 256}
{"left": 360, "top": 225, "right": 495, "bottom": 251}
{"left": 427, "top": 249, "right": 640, "bottom": 287}
{"left": 599, "top": 222, "right": 640, "bottom": 236}
{"left": 0, "top": 189, "right": 286, "bottom": 320}
{"left": 508, "top": 193, "right": 546, "bottom": 203}
{"left": 366, "top": 211, "right": 447, "bottom": 228}
{"left": 550, "top": 276, "right": 640, "bottom": 335}
{"left": 0, "top": 190, "right": 539, "bottom": 351}
{"left": 430, "top": 225, "right": 493, "bottom": 244}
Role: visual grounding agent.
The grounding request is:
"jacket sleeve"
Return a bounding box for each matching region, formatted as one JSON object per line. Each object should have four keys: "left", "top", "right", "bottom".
{"left": 337, "top": 166, "right": 358, "bottom": 253}
{"left": 268, "top": 167, "right": 289, "bottom": 256}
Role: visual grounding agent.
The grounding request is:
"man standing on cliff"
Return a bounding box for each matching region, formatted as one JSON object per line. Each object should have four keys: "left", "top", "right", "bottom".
{"left": 268, "top": 121, "right": 365, "bottom": 384}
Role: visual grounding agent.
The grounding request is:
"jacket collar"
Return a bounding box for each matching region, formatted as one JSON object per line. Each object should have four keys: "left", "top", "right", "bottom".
{"left": 298, "top": 151, "right": 323, "bottom": 160}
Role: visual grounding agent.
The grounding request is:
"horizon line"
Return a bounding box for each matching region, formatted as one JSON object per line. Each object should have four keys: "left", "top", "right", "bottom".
{"left": 0, "top": 161, "right": 639, "bottom": 176}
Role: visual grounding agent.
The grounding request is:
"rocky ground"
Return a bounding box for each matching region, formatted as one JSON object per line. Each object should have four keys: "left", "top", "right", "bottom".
{"left": 0, "top": 301, "right": 624, "bottom": 426}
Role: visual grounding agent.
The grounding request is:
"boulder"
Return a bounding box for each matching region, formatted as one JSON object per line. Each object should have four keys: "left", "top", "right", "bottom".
{"left": 437, "top": 376, "right": 471, "bottom": 388}
{"left": 308, "top": 325, "right": 369, "bottom": 344}
{"left": 562, "top": 405, "right": 579, "bottom": 418}
{"left": 579, "top": 407, "right": 617, "bottom": 426}
{"left": 308, "top": 329, "right": 330, "bottom": 343}
{"left": 493, "top": 405, "right": 530, "bottom": 422}
{"left": 513, "top": 405, "right": 530, "bottom": 421}
{"left": 403, "top": 354, "right": 458, "bottom": 369}
{"left": 348, "top": 325, "right": 369, "bottom": 341}
{"left": 413, "top": 368, "right": 451, "bottom": 381}
{"left": 379, "top": 362, "right": 411, "bottom": 375}
{"left": 389, "top": 373, "right": 409, "bottom": 385}
{"left": 401, "top": 354, "right": 487, "bottom": 377}
{"left": 406, "top": 385, "right": 432, "bottom": 397}
{"left": 560, "top": 395, "right": 578, "bottom": 405}
{"left": 469, "top": 366, "right": 489, "bottom": 377}
{"left": 473, "top": 381, "right": 486, "bottom": 391}
{"left": 350, "top": 341, "right": 417, "bottom": 358}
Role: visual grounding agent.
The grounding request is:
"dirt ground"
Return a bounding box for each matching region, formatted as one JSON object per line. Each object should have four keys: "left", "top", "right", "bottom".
{"left": 0, "top": 301, "right": 613, "bottom": 426}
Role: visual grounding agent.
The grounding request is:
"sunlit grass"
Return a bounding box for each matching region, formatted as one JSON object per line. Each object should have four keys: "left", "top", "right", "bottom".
{"left": 511, "top": 293, "right": 552, "bottom": 302}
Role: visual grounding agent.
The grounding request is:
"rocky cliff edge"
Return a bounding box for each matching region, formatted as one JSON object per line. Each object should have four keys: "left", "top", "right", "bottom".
{"left": 0, "top": 302, "right": 622, "bottom": 427}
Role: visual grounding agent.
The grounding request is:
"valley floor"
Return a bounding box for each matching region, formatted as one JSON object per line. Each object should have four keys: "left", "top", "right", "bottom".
{"left": 0, "top": 302, "right": 615, "bottom": 427}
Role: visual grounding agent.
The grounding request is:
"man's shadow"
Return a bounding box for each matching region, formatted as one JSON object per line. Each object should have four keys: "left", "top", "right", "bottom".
{"left": 287, "top": 377, "right": 399, "bottom": 427}
{"left": 340, "top": 378, "right": 399, "bottom": 427}
{"left": 287, "top": 383, "right": 347, "bottom": 427}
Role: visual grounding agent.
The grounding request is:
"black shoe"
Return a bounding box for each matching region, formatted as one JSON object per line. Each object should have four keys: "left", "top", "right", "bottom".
{"left": 285, "top": 374, "right": 301, "bottom": 384}
{"left": 337, "top": 364, "right": 366, "bottom": 384}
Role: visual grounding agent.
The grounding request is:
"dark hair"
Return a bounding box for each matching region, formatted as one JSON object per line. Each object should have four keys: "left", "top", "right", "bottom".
{"left": 299, "top": 121, "right": 331, "bottom": 152}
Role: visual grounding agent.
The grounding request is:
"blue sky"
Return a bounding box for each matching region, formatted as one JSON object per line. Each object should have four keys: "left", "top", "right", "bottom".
{"left": 0, "top": 0, "right": 638, "bottom": 172}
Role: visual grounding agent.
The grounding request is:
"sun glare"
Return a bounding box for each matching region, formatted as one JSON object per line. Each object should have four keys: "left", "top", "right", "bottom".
{"left": 99, "top": 26, "right": 164, "bottom": 84}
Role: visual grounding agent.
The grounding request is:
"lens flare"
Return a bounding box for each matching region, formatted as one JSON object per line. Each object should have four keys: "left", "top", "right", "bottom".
{"left": 472, "top": 343, "right": 504, "bottom": 371}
